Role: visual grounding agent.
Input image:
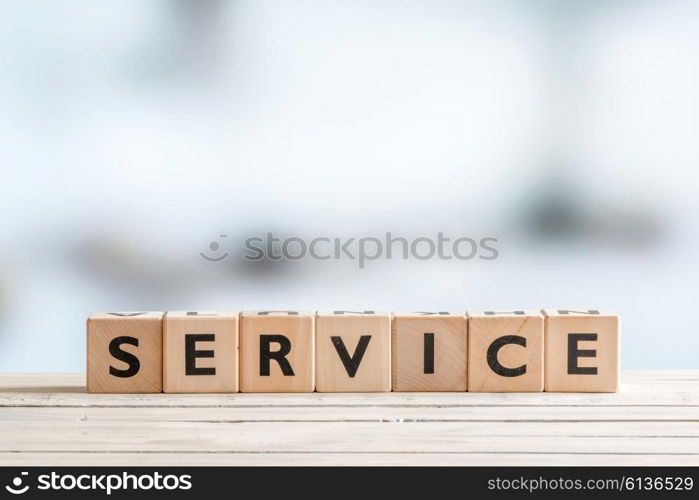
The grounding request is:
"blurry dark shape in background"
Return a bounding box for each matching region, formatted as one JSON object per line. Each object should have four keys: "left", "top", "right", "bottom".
{"left": 69, "top": 225, "right": 299, "bottom": 299}
{"left": 131, "top": 0, "right": 231, "bottom": 84}
{"left": 518, "top": 167, "right": 663, "bottom": 248}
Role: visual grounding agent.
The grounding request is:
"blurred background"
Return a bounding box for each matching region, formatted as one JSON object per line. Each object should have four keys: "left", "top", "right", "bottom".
{"left": 0, "top": 0, "right": 697, "bottom": 371}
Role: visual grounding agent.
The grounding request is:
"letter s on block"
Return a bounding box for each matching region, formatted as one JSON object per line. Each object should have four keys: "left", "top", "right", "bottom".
{"left": 109, "top": 336, "right": 140, "bottom": 377}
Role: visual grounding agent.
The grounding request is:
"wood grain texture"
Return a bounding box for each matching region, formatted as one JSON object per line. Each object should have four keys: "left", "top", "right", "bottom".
{"left": 163, "top": 311, "right": 239, "bottom": 393}
{"left": 240, "top": 311, "right": 315, "bottom": 393}
{"left": 0, "top": 371, "right": 697, "bottom": 466}
{"left": 316, "top": 311, "right": 391, "bottom": 392}
{"left": 87, "top": 312, "right": 163, "bottom": 394}
{"left": 543, "top": 309, "right": 619, "bottom": 392}
{"left": 468, "top": 310, "right": 544, "bottom": 392}
{"left": 392, "top": 312, "right": 467, "bottom": 392}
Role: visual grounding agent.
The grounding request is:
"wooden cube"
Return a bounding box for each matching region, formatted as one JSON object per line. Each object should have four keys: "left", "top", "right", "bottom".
{"left": 240, "top": 311, "right": 314, "bottom": 393}
{"left": 87, "top": 312, "right": 163, "bottom": 393}
{"left": 163, "top": 311, "right": 239, "bottom": 393}
{"left": 468, "top": 310, "right": 544, "bottom": 392}
{"left": 392, "top": 311, "right": 467, "bottom": 392}
{"left": 316, "top": 311, "right": 391, "bottom": 392}
{"left": 544, "top": 309, "right": 619, "bottom": 392}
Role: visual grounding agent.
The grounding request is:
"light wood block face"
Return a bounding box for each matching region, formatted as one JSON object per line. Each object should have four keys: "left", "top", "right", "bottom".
{"left": 163, "top": 311, "right": 239, "bottom": 393}
{"left": 468, "top": 310, "right": 544, "bottom": 392}
{"left": 240, "top": 311, "right": 315, "bottom": 393}
{"left": 86, "top": 312, "right": 163, "bottom": 393}
{"left": 392, "top": 312, "right": 467, "bottom": 392}
{"left": 544, "top": 309, "right": 620, "bottom": 393}
{"left": 316, "top": 311, "right": 391, "bottom": 392}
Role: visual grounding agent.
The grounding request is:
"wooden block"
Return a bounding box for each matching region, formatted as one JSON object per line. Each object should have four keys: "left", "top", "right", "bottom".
{"left": 392, "top": 311, "right": 467, "bottom": 392}
{"left": 543, "top": 309, "right": 620, "bottom": 393}
{"left": 86, "top": 312, "right": 163, "bottom": 393}
{"left": 239, "top": 311, "right": 315, "bottom": 393}
{"left": 163, "top": 311, "right": 239, "bottom": 393}
{"left": 316, "top": 310, "right": 391, "bottom": 392}
{"left": 467, "top": 310, "right": 544, "bottom": 392}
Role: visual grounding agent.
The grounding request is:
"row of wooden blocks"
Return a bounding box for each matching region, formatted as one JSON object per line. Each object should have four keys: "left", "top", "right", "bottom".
{"left": 86, "top": 309, "right": 620, "bottom": 393}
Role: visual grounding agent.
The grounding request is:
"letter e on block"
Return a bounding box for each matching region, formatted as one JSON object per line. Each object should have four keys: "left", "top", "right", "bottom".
{"left": 87, "top": 312, "right": 164, "bottom": 393}
{"left": 163, "top": 311, "right": 239, "bottom": 393}
{"left": 543, "top": 309, "right": 619, "bottom": 392}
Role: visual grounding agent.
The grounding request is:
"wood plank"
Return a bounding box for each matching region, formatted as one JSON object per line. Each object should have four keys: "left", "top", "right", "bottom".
{"left": 0, "top": 421, "right": 696, "bottom": 453}
{"left": 2, "top": 406, "right": 699, "bottom": 422}
{"left": 1, "top": 371, "right": 697, "bottom": 466}
{"left": 2, "top": 452, "right": 698, "bottom": 466}
{"left": 2, "top": 381, "right": 698, "bottom": 407}
{"left": 3, "top": 394, "right": 697, "bottom": 407}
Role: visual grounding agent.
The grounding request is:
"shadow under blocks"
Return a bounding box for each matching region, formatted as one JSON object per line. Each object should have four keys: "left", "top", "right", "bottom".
{"left": 86, "top": 309, "right": 619, "bottom": 393}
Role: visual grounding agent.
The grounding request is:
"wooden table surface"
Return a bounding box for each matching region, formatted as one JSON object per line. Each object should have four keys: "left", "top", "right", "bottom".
{"left": 0, "top": 370, "right": 697, "bottom": 466}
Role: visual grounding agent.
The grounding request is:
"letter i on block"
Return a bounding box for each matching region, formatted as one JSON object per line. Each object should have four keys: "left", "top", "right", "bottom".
{"left": 468, "top": 310, "right": 544, "bottom": 392}
{"left": 543, "top": 309, "right": 620, "bottom": 392}
{"left": 87, "top": 312, "right": 164, "bottom": 393}
{"left": 240, "top": 311, "right": 315, "bottom": 392}
{"left": 163, "top": 311, "right": 239, "bottom": 393}
{"left": 392, "top": 312, "right": 467, "bottom": 391}
{"left": 316, "top": 311, "right": 391, "bottom": 392}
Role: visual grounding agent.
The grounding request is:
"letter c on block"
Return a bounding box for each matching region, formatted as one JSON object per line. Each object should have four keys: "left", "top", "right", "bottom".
{"left": 486, "top": 335, "right": 527, "bottom": 377}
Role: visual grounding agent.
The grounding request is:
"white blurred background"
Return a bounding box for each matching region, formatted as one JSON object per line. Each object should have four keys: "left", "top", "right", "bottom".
{"left": 0, "top": 0, "right": 697, "bottom": 371}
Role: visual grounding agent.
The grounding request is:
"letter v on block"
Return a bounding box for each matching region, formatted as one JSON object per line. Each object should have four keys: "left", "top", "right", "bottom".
{"left": 315, "top": 311, "right": 390, "bottom": 392}
{"left": 330, "top": 335, "right": 372, "bottom": 377}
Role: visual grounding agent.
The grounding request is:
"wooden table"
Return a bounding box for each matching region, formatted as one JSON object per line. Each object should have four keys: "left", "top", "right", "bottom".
{"left": 0, "top": 371, "right": 697, "bottom": 466}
